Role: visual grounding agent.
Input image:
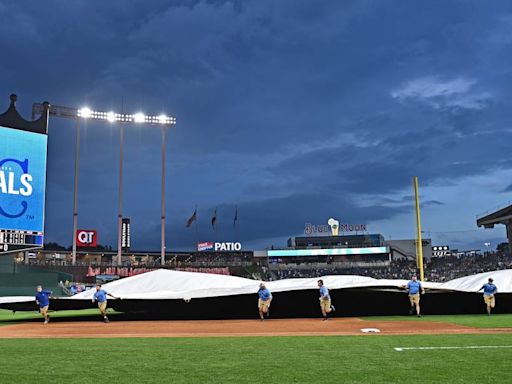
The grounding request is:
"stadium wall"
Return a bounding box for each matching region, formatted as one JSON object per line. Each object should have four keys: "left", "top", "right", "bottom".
{"left": 0, "top": 256, "right": 69, "bottom": 296}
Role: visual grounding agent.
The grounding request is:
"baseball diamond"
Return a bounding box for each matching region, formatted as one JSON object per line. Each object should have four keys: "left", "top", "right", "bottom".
{"left": 2, "top": 2, "right": 512, "bottom": 383}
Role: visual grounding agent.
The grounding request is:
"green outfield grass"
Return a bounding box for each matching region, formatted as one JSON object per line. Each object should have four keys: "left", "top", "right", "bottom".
{"left": 362, "top": 314, "right": 512, "bottom": 328}
{"left": 1, "top": 334, "right": 512, "bottom": 383}
{"left": 0, "top": 308, "right": 119, "bottom": 325}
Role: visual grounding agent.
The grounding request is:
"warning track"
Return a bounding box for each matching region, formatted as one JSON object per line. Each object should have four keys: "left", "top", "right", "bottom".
{"left": 1, "top": 318, "right": 511, "bottom": 339}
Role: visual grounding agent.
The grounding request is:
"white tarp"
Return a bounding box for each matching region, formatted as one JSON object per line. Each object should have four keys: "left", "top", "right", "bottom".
{"left": 435, "top": 269, "right": 512, "bottom": 293}
{"left": 1, "top": 268, "right": 510, "bottom": 304}
{"left": 68, "top": 268, "right": 511, "bottom": 300}
{"left": 0, "top": 296, "right": 35, "bottom": 304}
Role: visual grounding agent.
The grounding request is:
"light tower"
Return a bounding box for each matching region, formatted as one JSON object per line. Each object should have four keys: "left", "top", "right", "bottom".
{"left": 33, "top": 103, "right": 176, "bottom": 265}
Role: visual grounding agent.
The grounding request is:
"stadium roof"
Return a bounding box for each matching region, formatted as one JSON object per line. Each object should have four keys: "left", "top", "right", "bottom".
{"left": 477, "top": 204, "right": 512, "bottom": 228}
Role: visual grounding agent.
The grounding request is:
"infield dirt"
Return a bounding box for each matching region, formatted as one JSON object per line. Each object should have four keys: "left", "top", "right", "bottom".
{"left": 1, "top": 317, "right": 512, "bottom": 338}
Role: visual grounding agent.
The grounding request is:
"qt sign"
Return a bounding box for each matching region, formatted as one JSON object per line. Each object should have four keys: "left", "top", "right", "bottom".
{"left": 76, "top": 230, "right": 97, "bottom": 247}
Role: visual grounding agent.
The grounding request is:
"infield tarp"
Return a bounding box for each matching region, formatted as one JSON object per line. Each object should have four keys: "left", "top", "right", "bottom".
{"left": 70, "top": 268, "right": 512, "bottom": 299}
{"left": 1, "top": 269, "right": 511, "bottom": 318}
{"left": 1, "top": 268, "right": 511, "bottom": 304}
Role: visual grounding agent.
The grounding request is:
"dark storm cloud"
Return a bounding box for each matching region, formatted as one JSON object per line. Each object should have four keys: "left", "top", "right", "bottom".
{"left": 2, "top": 0, "right": 512, "bottom": 249}
{"left": 264, "top": 125, "right": 512, "bottom": 197}
{"left": 503, "top": 184, "right": 512, "bottom": 193}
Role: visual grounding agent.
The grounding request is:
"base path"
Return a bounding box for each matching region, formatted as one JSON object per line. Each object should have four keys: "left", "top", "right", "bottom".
{"left": 1, "top": 318, "right": 511, "bottom": 339}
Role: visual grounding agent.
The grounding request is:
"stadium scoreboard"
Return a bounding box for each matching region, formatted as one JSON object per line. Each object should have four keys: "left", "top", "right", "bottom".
{"left": 0, "top": 229, "right": 44, "bottom": 252}
{"left": 0, "top": 125, "right": 48, "bottom": 254}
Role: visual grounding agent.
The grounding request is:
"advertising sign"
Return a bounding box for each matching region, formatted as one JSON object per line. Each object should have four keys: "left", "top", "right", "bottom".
{"left": 121, "top": 218, "right": 131, "bottom": 251}
{"left": 197, "top": 242, "right": 214, "bottom": 251}
{"left": 304, "top": 218, "right": 367, "bottom": 236}
{"left": 197, "top": 242, "right": 242, "bottom": 251}
{"left": 0, "top": 126, "right": 47, "bottom": 253}
{"left": 268, "top": 247, "right": 389, "bottom": 257}
{"left": 76, "top": 229, "right": 98, "bottom": 247}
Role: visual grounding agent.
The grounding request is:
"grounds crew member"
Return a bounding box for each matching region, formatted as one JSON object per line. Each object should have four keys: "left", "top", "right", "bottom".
{"left": 478, "top": 278, "right": 497, "bottom": 315}
{"left": 257, "top": 283, "right": 272, "bottom": 320}
{"left": 92, "top": 284, "right": 118, "bottom": 323}
{"left": 35, "top": 285, "right": 53, "bottom": 324}
{"left": 318, "top": 279, "right": 335, "bottom": 320}
{"left": 404, "top": 275, "right": 425, "bottom": 317}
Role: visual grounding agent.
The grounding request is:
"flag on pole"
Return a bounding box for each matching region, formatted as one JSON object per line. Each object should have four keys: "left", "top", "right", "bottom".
{"left": 186, "top": 209, "right": 197, "bottom": 228}
{"left": 233, "top": 206, "right": 238, "bottom": 228}
{"left": 211, "top": 208, "right": 217, "bottom": 230}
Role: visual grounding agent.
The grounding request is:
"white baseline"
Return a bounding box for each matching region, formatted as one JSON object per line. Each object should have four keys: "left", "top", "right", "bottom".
{"left": 394, "top": 345, "right": 512, "bottom": 352}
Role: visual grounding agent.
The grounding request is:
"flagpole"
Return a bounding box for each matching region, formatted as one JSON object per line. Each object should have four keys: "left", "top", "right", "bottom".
{"left": 212, "top": 207, "right": 217, "bottom": 233}
{"left": 234, "top": 206, "right": 238, "bottom": 242}
{"left": 194, "top": 205, "right": 199, "bottom": 247}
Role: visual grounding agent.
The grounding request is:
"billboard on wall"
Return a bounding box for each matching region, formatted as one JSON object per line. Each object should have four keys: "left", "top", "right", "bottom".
{"left": 197, "top": 242, "right": 242, "bottom": 251}
{"left": 76, "top": 230, "right": 98, "bottom": 247}
{"left": 0, "top": 126, "right": 47, "bottom": 252}
{"left": 121, "top": 218, "right": 131, "bottom": 251}
{"left": 267, "top": 247, "right": 389, "bottom": 257}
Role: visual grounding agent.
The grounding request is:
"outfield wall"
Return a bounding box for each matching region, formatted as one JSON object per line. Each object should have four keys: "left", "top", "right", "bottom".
{"left": 108, "top": 289, "right": 511, "bottom": 319}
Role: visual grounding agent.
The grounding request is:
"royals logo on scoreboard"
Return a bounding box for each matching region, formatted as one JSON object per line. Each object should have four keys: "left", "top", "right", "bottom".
{"left": 0, "top": 127, "right": 47, "bottom": 233}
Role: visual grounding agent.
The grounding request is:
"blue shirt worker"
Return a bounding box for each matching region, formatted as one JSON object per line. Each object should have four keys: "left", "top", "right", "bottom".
{"left": 257, "top": 283, "right": 272, "bottom": 320}
{"left": 35, "top": 285, "right": 53, "bottom": 324}
{"left": 404, "top": 275, "right": 425, "bottom": 317}
{"left": 92, "top": 284, "right": 118, "bottom": 323}
{"left": 478, "top": 278, "right": 497, "bottom": 315}
{"left": 318, "top": 280, "right": 335, "bottom": 321}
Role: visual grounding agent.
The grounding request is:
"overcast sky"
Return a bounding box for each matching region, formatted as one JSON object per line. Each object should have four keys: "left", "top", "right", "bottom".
{"left": 1, "top": 0, "right": 511, "bottom": 251}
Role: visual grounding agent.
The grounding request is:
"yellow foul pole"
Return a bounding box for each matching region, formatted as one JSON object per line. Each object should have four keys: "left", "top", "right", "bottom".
{"left": 413, "top": 176, "right": 425, "bottom": 281}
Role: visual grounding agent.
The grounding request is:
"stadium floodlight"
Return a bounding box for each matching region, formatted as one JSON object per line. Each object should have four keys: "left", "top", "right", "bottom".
{"left": 75, "top": 108, "right": 176, "bottom": 126}
{"left": 158, "top": 115, "right": 168, "bottom": 124}
{"left": 134, "top": 113, "right": 146, "bottom": 123}
{"left": 32, "top": 101, "right": 176, "bottom": 267}
{"left": 106, "top": 111, "right": 116, "bottom": 123}
{"left": 78, "top": 107, "right": 92, "bottom": 119}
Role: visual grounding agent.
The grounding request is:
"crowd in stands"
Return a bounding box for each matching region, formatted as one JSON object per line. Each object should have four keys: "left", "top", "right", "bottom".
{"left": 262, "top": 252, "right": 512, "bottom": 282}
{"left": 58, "top": 280, "right": 88, "bottom": 296}
{"left": 33, "top": 249, "right": 512, "bottom": 285}
{"left": 425, "top": 252, "right": 512, "bottom": 281}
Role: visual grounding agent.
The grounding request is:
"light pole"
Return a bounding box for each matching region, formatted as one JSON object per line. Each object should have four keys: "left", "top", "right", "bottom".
{"left": 161, "top": 124, "right": 167, "bottom": 265}
{"left": 34, "top": 103, "right": 176, "bottom": 266}
{"left": 484, "top": 242, "right": 491, "bottom": 255}
{"left": 71, "top": 118, "right": 81, "bottom": 265}
{"left": 117, "top": 123, "right": 124, "bottom": 266}
{"left": 76, "top": 109, "right": 176, "bottom": 265}
{"left": 33, "top": 103, "right": 86, "bottom": 266}
{"left": 76, "top": 109, "right": 176, "bottom": 266}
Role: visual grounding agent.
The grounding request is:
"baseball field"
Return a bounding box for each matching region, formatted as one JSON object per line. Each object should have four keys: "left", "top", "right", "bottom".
{"left": 1, "top": 310, "right": 512, "bottom": 383}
